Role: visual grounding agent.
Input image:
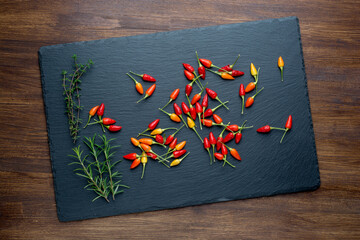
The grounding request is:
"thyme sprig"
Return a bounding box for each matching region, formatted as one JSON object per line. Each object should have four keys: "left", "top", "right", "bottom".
{"left": 62, "top": 54, "right": 93, "bottom": 143}
{"left": 69, "top": 134, "right": 129, "bottom": 202}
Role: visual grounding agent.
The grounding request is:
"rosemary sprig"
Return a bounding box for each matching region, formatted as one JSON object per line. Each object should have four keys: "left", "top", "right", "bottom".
{"left": 69, "top": 134, "right": 129, "bottom": 202}
{"left": 62, "top": 54, "right": 93, "bottom": 143}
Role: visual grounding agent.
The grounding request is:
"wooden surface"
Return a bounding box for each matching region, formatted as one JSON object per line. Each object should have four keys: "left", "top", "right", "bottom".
{"left": 0, "top": 0, "right": 359, "bottom": 239}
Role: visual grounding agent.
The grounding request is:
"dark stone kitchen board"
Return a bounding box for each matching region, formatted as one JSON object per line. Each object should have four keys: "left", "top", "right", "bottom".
{"left": 39, "top": 16, "right": 320, "bottom": 222}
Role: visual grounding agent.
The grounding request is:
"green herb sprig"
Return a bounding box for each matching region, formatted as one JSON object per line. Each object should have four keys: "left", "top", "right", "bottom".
{"left": 62, "top": 54, "right": 93, "bottom": 143}
{"left": 69, "top": 134, "right": 129, "bottom": 202}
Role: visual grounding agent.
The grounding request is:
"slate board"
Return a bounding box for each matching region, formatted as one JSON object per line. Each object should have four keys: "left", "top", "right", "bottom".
{"left": 39, "top": 16, "right": 320, "bottom": 222}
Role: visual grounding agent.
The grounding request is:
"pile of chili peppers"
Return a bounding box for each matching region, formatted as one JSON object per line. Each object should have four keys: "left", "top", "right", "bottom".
{"left": 84, "top": 103, "right": 122, "bottom": 132}
{"left": 123, "top": 52, "right": 292, "bottom": 178}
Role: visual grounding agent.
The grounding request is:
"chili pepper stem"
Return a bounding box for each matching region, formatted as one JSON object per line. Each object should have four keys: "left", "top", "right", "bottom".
{"left": 137, "top": 95, "right": 149, "bottom": 103}
{"left": 194, "top": 72, "right": 204, "bottom": 89}
{"left": 206, "top": 149, "right": 212, "bottom": 165}
{"left": 216, "top": 97, "right": 230, "bottom": 110}
{"left": 137, "top": 128, "right": 149, "bottom": 137}
{"left": 98, "top": 116, "right": 105, "bottom": 132}
{"left": 141, "top": 163, "right": 146, "bottom": 179}
{"left": 161, "top": 99, "right": 172, "bottom": 110}
{"left": 195, "top": 51, "right": 202, "bottom": 66}
{"left": 223, "top": 157, "right": 235, "bottom": 168}
{"left": 192, "top": 127, "right": 203, "bottom": 143}
{"left": 280, "top": 67, "right": 284, "bottom": 82}
{"left": 212, "top": 145, "right": 215, "bottom": 163}
{"left": 186, "top": 94, "right": 192, "bottom": 107}
{"left": 241, "top": 96, "right": 245, "bottom": 114}
{"left": 230, "top": 54, "right": 240, "bottom": 68}
{"left": 83, "top": 115, "right": 92, "bottom": 128}
{"left": 129, "top": 71, "right": 142, "bottom": 78}
{"left": 198, "top": 113, "right": 202, "bottom": 130}
{"left": 252, "top": 87, "right": 264, "bottom": 98}
{"left": 270, "top": 127, "right": 286, "bottom": 131}
{"left": 280, "top": 129, "right": 288, "bottom": 143}
{"left": 179, "top": 115, "right": 188, "bottom": 128}
{"left": 207, "top": 68, "right": 231, "bottom": 75}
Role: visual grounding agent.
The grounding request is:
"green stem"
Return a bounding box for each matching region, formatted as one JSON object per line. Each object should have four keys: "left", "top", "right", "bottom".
{"left": 129, "top": 71, "right": 142, "bottom": 78}
{"left": 195, "top": 51, "right": 202, "bottom": 67}
{"left": 161, "top": 99, "right": 172, "bottom": 110}
{"left": 137, "top": 128, "right": 150, "bottom": 137}
{"left": 230, "top": 54, "right": 240, "bottom": 68}
{"left": 98, "top": 116, "right": 105, "bottom": 133}
{"left": 241, "top": 96, "right": 244, "bottom": 114}
{"left": 280, "top": 129, "right": 288, "bottom": 143}
{"left": 158, "top": 108, "right": 171, "bottom": 116}
{"left": 280, "top": 67, "right": 284, "bottom": 82}
{"left": 215, "top": 97, "right": 230, "bottom": 110}
{"left": 271, "top": 127, "right": 287, "bottom": 131}
{"left": 212, "top": 145, "right": 215, "bottom": 163}
{"left": 252, "top": 87, "right": 264, "bottom": 98}
{"left": 206, "top": 68, "right": 222, "bottom": 76}
{"left": 198, "top": 113, "right": 202, "bottom": 130}
{"left": 207, "top": 149, "right": 212, "bottom": 165}
{"left": 126, "top": 73, "right": 139, "bottom": 84}
{"left": 212, "top": 101, "right": 229, "bottom": 112}
{"left": 179, "top": 115, "right": 188, "bottom": 128}
{"left": 223, "top": 156, "right": 235, "bottom": 168}
{"left": 186, "top": 94, "right": 192, "bottom": 107}
{"left": 137, "top": 94, "right": 149, "bottom": 103}
{"left": 83, "top": 115, "right": 91, "bottom": 128}
{"left": 141, "top": 163, "right": 146, "bottom": 179}
{"left": 192, "top": 127, "right": 203, "bottom": 143}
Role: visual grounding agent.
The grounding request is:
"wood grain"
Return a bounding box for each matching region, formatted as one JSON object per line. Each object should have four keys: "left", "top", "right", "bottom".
{"left": 0, "top": 0, "right": 359, "bottom": 239}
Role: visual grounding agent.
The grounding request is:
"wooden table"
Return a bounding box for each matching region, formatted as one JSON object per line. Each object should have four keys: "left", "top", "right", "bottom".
{"left": 1, "top": 1, "right": 359, "bottom": 239}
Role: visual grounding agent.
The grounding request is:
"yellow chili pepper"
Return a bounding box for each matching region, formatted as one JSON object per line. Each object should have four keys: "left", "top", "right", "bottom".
{"left": 278, "top": 56, "right": 284, "bottom": 81}
{"left": 140, "top": 152, "right": 148, "bottom": 179}
{"left": 187, "top": 117, "right": 203, "bottom": 143}
{"left": 170, "top": 152, "right": 190, "bottom": 167}
{"left": 250, "top": 63, "right": 257, "bottom": 76}
{"left": 150, "top": 127, "right": 177, "bottom": 135}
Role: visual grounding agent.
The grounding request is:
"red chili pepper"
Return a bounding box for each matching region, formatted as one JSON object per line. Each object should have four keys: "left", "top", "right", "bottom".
{"left": 198, "top": 57, "right": 221, "bottom": 69}
{"left": 190, "top": 107, "right": 197, "bottom": 120}
{"left": 184, "top": 70, "right": 195, "bottom": 80}
{"left": 130, "top": 158, "right": 141, "bottom": 169}
{"left": 155, "top": 134, "right": 164, "bottom": 144}
{"left": 245, "top": 87, "right": 264, "bottom": 108}
{"left": 216, "top": 146, "right": 235, "bottom": 167}
{"left": 137, "top": 84, "right": 156, "bottom": 103}
{"left": 146, "top": 152, "right": 158, "bottom": 160}
{"left": 227, "top": 124, "right": 240, "bottom": 132}
{"left": 185, "top": 84, "right": 193, "bottom": 97}
{"left": 257, "top": 125, "right": 271, "bottom": 133}
{"left": 105, "top": 125, "right": 122, "bottom": 132}
{"left": 207, "top": 69, "right": 235, "bottom": 80}
{"left": 97, "top": 103, "right": 105, "bottom": 116}
{"left": 123, "top": 153, "right": 139, "bottom": 160}
{"left": 129, "top": 71, "right": 156, "bottom": 82}
{"left": 101, "top": 117, "right": 116, "bottom": 125}
{"left": 216, "top": 124, "right": 229, "bottom": 151}
{"left": 173, "top": 103, "right": 188, "bottom": 127}
{"left": 230, "top": 70, "right": 245, "bottom": 77}
{"left": 84, "top": 105, "right": 100, "bottom": 129}
{"left": 201, "top": 101, "right": 229, "bottom": 118}
{"left": 183, "top": 63, "right": 195, "bottom": 73}
{"left": 172, "top": 149, "right": 187, "bottom": 158}
{"left": 195, "top": 51, "right": 206, "bottom": 80}
{"left": 223, "top": 132, "right": 234, "bottom": 143}
{"left": 209, "top": 132, "right": 216, "bottom": 162}
{"left": 161, "top": 88, "right": 180, "bottom": 110}
{"left": 221, "top": 143, "right": 228, "bottom": 156}
{"left": 137, "top": 119, "right": 160, "bottom": 137}
{"left": 195, "top": 102, "right": 203, "bottom": 129}
{"left": 212, "top": 114, "right": 223, "bottom": 124}
{"left": 219, "top": 54, "right": 240, "bottom": 72}
{"left": 169, "top": 138, "right": 178, "bottom": 149}
{"left": 235, "top": 132, "right": 242, "bottom": 144}
{"left": 234, "top": 120, "right": 252, "bottom": 144}
{"left": 214, "top": 153, "right": 224, "bottom": 161}
{"left": 205, "top": 88, "right": 229, "bottom": 110}
{"left": 181, "top": 102, "right": 192, "bottom": 120}
{"left": 201, "top": 94, "right": 208, "bottom": 123}
{"left": 239, "top": 84, "right": 245, "bottom": 114}
{"left": 280, "top": 115, "right": 292, "bottom": 143}
{"left": 126, "top": 73, "right": 144, "bottom": 95}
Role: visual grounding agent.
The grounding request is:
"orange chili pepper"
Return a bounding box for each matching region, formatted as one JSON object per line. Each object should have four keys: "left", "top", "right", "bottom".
{"left": 131, "top": 137, "right": 140, "bottom": 146}
{"left": 278, "top": 56, "right": 284, "bottom": 81}
{"left": 212, "top": 114, "right": 223, "bottom": 124}
{"left": 207, "top": 69, "right": 235, "bottom": 80}
{"left": 158, "top": 108, "right": 181, "bottom": 123}
{"left": 126, "top": 73, "right": 144, "bottom": 95}
{"left": 245, "top": 87, "right": 264, "bottom": 108}
{"left": 130, "top": 158, "right": 141, "bottom": 169}
{"left": 245, "top": 82, "right": 256, "bottom": 93}
{"left": 140, "top": 143, "right": 151, "bottom": 153}
{"left": 139, "top": 138, "right": 166, "bottom": 148}
{"left": 137, "top": 84, "right": 156, "bottom": 103}
{"left": 83, "top": 105, "right": 100, "bottom": 128}
{"left": 161, "top": 88, "right": 180, "bottom": 110}
{"left": 175, "top": 141, "right": 186, "bottom": 150}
